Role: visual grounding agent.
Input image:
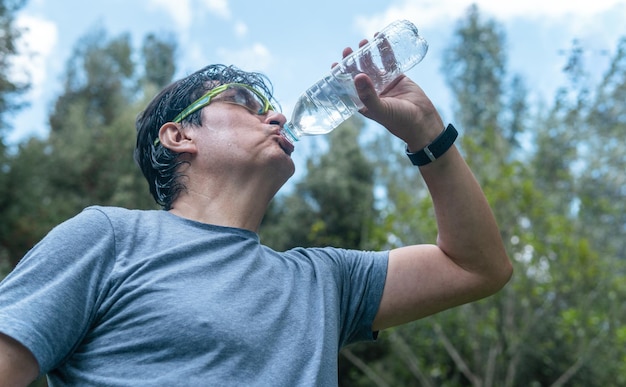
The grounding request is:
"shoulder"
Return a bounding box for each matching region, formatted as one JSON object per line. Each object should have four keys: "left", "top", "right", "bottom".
{"left": 37, "top": 206, "right": 164, "bottom": 255}
{"left": 285, "top": 246, "right": 388, "bottom": 263}
{"left": 81, "top": 205, "right": 153, "bottom": 222}
{"left": 280, "top": 246, "right": 389, "bottom": 276}
{"left": 78, "top": 205, "right": 166, "bottom": 232}
{"left": 55, "top": 205, "right": 138, "bottom": 230}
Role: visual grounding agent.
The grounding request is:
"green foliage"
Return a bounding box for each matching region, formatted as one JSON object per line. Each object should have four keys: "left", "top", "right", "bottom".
{"left": 0, "top": 0, "right": 29, "bottom": 273}
{"left": 327, "top": 5, "right": 626, "bottom": 386}
{"left": 0, "top": 28, "right": 175, "bottom": 267}
{"left": 142, "top": 33, "right": 177, "bottom": 89}
{"left": 49, "top": 28, "right": 135, "bottom": 132}
{"left": 0, "top": 0, "right": 28, "bottom": 133}
{"left": 442, "top": 4, "right": 506, "bottom": 137}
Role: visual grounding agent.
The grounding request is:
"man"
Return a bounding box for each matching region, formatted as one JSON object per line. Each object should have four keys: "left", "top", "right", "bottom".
{"left": 0, "top": 37, "right": 512, "bottom": 386}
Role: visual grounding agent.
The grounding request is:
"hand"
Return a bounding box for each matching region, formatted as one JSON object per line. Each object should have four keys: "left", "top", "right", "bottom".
{"left": 336, "top": 40, "right": 445, "bottom": 151}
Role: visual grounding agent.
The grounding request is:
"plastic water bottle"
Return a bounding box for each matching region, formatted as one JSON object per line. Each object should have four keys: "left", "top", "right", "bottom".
{"left": 281, "top": 20, "right": 428, "bottom": 143}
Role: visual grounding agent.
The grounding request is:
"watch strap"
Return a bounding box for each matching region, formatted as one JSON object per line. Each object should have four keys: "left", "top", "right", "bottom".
{"left": 406, "top": 124, "right": 458, "bottom": 166}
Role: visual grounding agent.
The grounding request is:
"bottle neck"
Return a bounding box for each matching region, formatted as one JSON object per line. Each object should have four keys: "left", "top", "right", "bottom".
{"left": 281, "top": 123, "right": 300, "bottom": 143}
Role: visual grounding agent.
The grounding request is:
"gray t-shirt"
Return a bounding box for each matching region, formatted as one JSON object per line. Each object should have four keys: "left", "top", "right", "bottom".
{"left": 0, "top": 206, "right": 388, "bottom": 386}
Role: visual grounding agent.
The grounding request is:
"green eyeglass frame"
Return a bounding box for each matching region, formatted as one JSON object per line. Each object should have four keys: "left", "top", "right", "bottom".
{"left": 153, "top": 83, "right": 275, "bottom": 146}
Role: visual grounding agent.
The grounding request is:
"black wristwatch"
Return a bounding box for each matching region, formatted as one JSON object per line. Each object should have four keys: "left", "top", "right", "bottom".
{"left": 406, "top": 124, "right": 458, "bottom": 166}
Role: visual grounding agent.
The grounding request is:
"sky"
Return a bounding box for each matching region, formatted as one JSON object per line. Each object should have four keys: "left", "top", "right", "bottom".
{"left": 7, "top": 0, "right": 626, "bottom": 151}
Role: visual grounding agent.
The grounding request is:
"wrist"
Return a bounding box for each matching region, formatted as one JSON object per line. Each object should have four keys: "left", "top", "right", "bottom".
{"left": 405, "top": 124, "right": 458, "bottom": 166}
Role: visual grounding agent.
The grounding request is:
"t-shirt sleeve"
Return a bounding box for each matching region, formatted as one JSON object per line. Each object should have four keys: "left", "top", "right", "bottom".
{"left": 0, "top": 207, "right": 116, "bottom": 374}
{"left": 335, "top": 248, "right": 388, "bottom": 347}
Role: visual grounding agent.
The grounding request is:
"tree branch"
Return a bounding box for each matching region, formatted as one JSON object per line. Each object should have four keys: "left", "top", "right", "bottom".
{"left": 341, "top": 348, "right": 390, "bottom": 387}
{"left": 550, "top": 356, "right": 584, "bottom": 387}
{"left": 433, "top": 323, "right": 482, "bottom": 386}
{"left": 388, "top": 330, "right": 435, "bottom": 387}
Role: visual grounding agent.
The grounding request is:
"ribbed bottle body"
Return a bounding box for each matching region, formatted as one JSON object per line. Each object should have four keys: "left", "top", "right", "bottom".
{"left": 282, "top": 20, "right": 428, "bottom": 143}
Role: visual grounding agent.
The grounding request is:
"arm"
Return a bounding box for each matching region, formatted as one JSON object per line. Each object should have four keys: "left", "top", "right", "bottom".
{"left": 373, "top": 144, "right": 512, "bottom": 329}
{"left": 0, "top": 333, "right": 39, "bottom": 387}
{"left": 346, "top": 48, "right": 512, "bottom": 331}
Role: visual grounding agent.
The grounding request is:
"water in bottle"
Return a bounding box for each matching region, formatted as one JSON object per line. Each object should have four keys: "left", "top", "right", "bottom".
{"left": 281, "top": 20, "right": 428, "bottom": 143}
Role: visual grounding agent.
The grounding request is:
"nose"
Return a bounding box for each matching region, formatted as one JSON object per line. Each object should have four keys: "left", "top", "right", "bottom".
{"left": 265, "top": 110, "right": 287, "bottom": 126}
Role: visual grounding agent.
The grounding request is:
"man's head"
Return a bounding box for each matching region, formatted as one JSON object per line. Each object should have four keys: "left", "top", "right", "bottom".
{"left": 134, "top": 64, "right": 280, "bottom": 209}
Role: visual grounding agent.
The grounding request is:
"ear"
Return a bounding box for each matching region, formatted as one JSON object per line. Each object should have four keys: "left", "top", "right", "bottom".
{"left": 157, "top": 122, "right": 197, "bottom": 154}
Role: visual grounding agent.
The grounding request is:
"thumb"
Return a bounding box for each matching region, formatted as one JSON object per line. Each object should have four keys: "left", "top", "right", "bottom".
{"left": 354, "top": 74, "right": 382, "bottom": 112}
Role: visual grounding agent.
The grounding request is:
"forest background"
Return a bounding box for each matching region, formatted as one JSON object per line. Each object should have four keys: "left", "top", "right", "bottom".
{"left": 1, "top": 0, "right": 625, "bottom": 385}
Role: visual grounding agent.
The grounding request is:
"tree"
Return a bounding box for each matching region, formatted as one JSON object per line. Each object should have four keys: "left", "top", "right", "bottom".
{"left": 263, "top": 7, "right": 626, "bottom": 385}
{"left": 141, "top": 33, "right": 177, "bottom": 89}
{"left": 432, "top": 7, "right": 625, "bottom": 386}
{"left": 579, "top": 37, "right": 626, "bottom": 261}
{"left": 0, "top": 0, "right": 28, "bottom": 275}
{"left": 49, "top": 27, "right": 135, "bottom": 132}
{"left": 372, "top": 6, "right": 532, "bottom": 386}
{"left": 0, "top": 28, "right": 177, "bottom": 267}
{"left": 0, "top": 0, "right": 28, "bottom": 133}
{"left": 347, "top": 5, "right": 626, "bottom": 386}
{"left": 1, "top": 26, "right": 178, "bottom": 387}
{"left": 539, "top": 37, "right": 626, "bottom": 384}
{"left": 441, "top": 5, "right": 505, "bottom": 139}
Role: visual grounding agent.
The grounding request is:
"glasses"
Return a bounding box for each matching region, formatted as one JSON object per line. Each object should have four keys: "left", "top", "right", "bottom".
{"left": 174, "top": 83, "right": 274, "bottom": 122}
{"left": 154, "top": 83, "right": 275, "bottom": 146}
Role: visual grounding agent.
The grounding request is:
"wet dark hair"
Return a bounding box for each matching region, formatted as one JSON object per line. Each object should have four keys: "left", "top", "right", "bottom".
{"left": 134, "top": 64, "right": 278, "bottom": 209}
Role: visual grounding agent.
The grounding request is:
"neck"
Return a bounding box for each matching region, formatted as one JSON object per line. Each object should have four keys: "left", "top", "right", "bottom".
{"left": 168, "top": 174, "right": 283, "bottom": 232}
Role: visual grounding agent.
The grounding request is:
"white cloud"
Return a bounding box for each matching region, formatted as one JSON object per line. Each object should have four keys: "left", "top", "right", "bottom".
{"left": 149, "top": 0, "right": 232, "bottom": 25}
{"left": 199, "top": 0, "right": 231, "bottom": 19}
{"left": 148, "top": 0, "right": 193, "bottom": 28}
{"left": 216, "top": 43, "right": 273, "bottom": 72}
{"left": 11, "top": 15, "right": 58, "bottom": 100}
{"left": 459, "top": 0, "right": 625, "bottom": 20}
{"left": 148, "top": 0, "right": 233, "bottom": 44}
{"left": 234, "top": 21, "right": 248, "bottom": 38}
{"left": 355, "top": 0, "right": 626, "bottom": 32}
{"left": 5, "top": 14, "right": 57, "bottom": 142}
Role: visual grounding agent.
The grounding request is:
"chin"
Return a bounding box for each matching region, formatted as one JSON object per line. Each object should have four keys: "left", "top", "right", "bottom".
{"left": 274, "top": 158, "right": 295, "bottom": 180}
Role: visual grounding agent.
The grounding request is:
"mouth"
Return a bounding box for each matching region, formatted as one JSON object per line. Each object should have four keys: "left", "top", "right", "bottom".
{"left": 277, "top": 131, "right": 295, "bottom": 156}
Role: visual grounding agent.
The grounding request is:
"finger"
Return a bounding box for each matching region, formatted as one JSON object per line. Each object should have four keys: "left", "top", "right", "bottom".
{"left": 358, "top": 39, "right": 374, "bottom": 74}
{"left": 342, "top": 46, "right": 354, "bottom": 59}
{"left": 340, "top": 47, "right": 359, "bottom": 75}
{"left": 377, "top": 32, "right": 397, "bottom": 72}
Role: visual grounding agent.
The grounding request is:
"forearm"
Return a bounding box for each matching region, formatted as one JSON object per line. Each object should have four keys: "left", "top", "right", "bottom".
{"left": 418, "top": 144, "right": 511, "bottom": 287}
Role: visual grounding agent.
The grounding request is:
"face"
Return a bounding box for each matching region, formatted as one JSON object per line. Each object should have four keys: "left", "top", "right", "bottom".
{"left": 187, "top": 90, "right": 296, "bottom": 184}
